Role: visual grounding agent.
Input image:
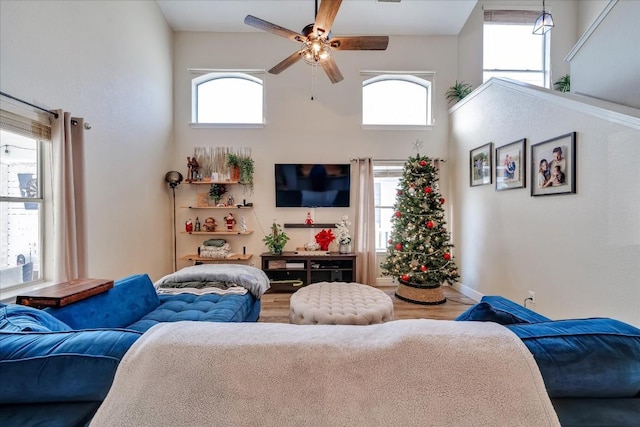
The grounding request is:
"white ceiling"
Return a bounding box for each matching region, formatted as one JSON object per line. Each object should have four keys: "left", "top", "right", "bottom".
{"left": 156, "top": 0, "right": 478, "bottom": 36}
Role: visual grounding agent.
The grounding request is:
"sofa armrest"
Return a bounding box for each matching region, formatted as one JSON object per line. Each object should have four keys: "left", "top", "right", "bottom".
{"left": 0, "top": 329, "right": 142, "bottom": 404}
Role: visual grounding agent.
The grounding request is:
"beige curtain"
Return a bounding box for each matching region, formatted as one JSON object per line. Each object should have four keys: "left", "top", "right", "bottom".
{"left": 51, "top": 111, "right": 87, "bottom": 282}
{"left": 352, "top": 158, "right": 376, "bottom": 285}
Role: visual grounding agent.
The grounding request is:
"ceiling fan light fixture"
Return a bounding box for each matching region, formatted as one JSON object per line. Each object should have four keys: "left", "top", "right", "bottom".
{"left": 533, "top": 0, "right": 554, "bottom": 35}
{"left": 301, "top": 39, "right": 332, "bottom": 65}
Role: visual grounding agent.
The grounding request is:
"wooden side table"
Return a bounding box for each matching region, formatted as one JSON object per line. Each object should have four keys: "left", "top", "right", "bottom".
{"left": 15, "top": 278, "right": 114, "bottom": 308}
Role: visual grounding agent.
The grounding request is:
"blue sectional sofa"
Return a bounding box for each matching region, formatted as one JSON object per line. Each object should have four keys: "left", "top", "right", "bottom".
{"left": 0, "top": 273, "right": 261, "bottom": 427}
{"left": 456, "top": 296, "right": 640, "bottom": 427}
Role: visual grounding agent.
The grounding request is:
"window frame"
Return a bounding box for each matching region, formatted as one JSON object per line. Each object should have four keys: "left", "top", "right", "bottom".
{"left": 373, "top": 160, "right": 405, "bottom": 253}
{"left": 189, "top": 69, "right": 266, "bottom": 128}
{"left": 0, "top": 106, "right": 48, "bottom": 291}
{"left": 361, "top": 71, "right": 435, "bottom": 130}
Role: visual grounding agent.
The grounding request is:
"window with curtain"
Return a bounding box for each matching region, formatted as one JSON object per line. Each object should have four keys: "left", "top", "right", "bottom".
{"left": 483, "top": 10, "right": 550, "bottom": 88}
{"left": 0, "top": 108, "right": 50, "bottom": 290}
{"left": 362, "top": 72, "right": 434, "bottom": 129}
{"left": 191, "top": 71, "right": 265, "bottom": 127}
{"left": 373, "top": 161, "right": 404, "bottom": 252}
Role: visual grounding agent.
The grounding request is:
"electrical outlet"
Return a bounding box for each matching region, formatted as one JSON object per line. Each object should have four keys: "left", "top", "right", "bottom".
{"left": 528, "top": 291, "right": 536, "bottom": 304}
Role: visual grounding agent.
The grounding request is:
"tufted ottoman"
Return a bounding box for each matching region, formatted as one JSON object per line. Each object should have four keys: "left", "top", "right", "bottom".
{"left": 289, "top": 282, "right": 394, "bottom": 325}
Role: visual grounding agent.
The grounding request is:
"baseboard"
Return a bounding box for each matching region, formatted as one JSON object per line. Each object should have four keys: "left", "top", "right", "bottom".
{"left": 451, "top": 282, "right": 482, "bottom": 302}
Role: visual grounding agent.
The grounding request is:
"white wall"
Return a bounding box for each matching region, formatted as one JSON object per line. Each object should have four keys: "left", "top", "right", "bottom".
{"left": 171, "top": 32, "right": 460, "bottom": 270}
{"left": 449, "top": 79, "right": 640, "bottom": 326}
{"left": 569, "top": 0, "right": 640, "bottom": 109}
{"left": 0, "top": 1, "right": 174, "bottom": 289}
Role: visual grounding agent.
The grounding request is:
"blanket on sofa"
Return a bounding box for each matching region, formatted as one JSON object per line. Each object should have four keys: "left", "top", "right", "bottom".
{"left": 90, "top": 319, "right": 559, "bottom": 427}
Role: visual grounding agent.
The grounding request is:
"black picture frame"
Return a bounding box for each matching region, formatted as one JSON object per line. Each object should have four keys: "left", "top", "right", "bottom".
{"left": 530, "top": 132, "right": 577, "bottom": 196}
{"left": 495, "top": 138, "right": 526, "bottom": 191}
{"left": 470, "top": 143, "right": 492, "bottom": 187}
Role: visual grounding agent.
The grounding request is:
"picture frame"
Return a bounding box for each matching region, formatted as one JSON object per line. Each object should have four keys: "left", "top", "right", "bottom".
{"left": 530, "top": 132, "right": 577, "bottom": 197}
{"left": 495, "top": 138, "right": 526, "bottom": 191}
{"left": 470, "top": 143, "right": 492, "bottom": 186}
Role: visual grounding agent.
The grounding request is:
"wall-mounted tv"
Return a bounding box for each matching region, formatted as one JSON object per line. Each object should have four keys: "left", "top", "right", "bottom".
{"left": 275, "top": 163, "right": 350, "bottom": 208}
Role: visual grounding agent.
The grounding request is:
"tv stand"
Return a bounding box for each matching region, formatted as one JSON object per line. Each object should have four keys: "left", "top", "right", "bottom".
{"left": 261, "top": 252, "right": 357, "bottom": 293}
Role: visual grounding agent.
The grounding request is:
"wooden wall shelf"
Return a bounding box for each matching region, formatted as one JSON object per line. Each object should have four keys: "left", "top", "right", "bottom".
{"left": 284, "top": 223, "right": 336, "bottom": 229}
{"left": 180, "top": 254, "right": 252, "bottom": 262}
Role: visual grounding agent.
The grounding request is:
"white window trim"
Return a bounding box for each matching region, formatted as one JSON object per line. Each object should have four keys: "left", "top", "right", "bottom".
{"left": 360, "top": 70, "right": 435, "bottom": 130}
{"left": 189, "top": 68, "right": 266, "bottom": 128}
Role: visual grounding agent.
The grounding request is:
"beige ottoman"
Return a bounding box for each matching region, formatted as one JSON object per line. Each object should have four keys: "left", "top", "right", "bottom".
{"left": 289, "top": 282, "right": 394, "bottom": 325}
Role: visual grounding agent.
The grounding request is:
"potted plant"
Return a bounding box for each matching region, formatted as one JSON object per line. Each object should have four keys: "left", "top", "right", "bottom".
{"left": 226, "top": 153, "right": 240, "bottom": 181}
{"left": 554, "top": 74, "right": 570, "bottom": 93}
{"left": 209, "top": 183, "right": 226, "bottom": 205}
{"left": 262, "top": 222, "right": 289, "bottom": 255}
{"left": 238, "top": 156, "right": 255, "bottom": 192}
{"left": 445, "top": 81, "right": 473, "bottom": 105}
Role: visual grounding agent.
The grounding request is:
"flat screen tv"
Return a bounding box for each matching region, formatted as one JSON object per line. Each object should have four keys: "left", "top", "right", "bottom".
{"left": 275, "top": 163, "right": 350, "bottom": 207}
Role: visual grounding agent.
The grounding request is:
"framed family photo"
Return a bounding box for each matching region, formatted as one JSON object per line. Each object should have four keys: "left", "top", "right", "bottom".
{"left": 530, "top": 132, "right": 576, "bottom": 197}
{"left": 470, "top": 143, "right": 492, "bottom": 186}
{"left": 495, "top": 139, "right": 526, "bottom": 191}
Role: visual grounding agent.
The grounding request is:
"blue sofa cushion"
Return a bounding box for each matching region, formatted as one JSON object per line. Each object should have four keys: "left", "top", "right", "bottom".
{"left": 507, "top": 318, "right": 640, "bottom": 398}
{"left": 46, "top": 274, "right": 160, "bottom": 329}
{"left": 0, "top": 303, "right": 71, "bottom": 332}
{"left": 0, "top": 328, "right": 142, "bottom": 404}
{"left": 126, "top": 293, "right": 260, "bottom": 332}
{"left": 458, "top": 296, "right": 552, "bottom": 324}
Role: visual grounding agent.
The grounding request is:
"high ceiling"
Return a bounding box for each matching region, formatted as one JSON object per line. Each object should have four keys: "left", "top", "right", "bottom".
{"left": 156, "top": 0, "right": 478, "bottom": 36}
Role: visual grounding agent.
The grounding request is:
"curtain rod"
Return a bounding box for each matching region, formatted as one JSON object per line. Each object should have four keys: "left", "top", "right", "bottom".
{"left": 350, "top": 158, "right": 447, "bottom": 162}
{"left": 0, "top": 91, "right": 59, "bottom": 119}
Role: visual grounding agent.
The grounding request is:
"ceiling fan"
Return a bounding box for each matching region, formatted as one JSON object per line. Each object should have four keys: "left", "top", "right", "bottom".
{"left": 244, "top": 0, "right": 389, "bottom": 84}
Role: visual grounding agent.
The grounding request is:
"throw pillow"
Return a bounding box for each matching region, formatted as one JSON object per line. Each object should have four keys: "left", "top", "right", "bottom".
{"left": 455, "top": 302, "right": 531, "bottom": 325}
{"left": 0, "top": 304, "right": 71, "bottom": 332}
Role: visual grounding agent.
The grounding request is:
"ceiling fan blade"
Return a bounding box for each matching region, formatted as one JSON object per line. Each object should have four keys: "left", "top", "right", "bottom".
{"left": 321, "top": 57, "right": 344, "bottom": 84}
{"left": 269, "top": 51, "right": 304, "bottom": 75}
{"left": 330, "top": 36, "right": 389, "bottom": 51}
{"left": 244, "top": 15, "right": 304, "bottom": 42}
{"left": 314, "top": 0, "right": 342, "bottom": 37}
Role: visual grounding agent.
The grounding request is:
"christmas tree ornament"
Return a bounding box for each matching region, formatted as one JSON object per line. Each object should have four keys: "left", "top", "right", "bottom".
{"left": 420, "top": 160, "right": 427, "bottom": 166}
{"left": 395, "top": 243, "right": 403, "bottom": 250}
{"left": 395, "top": 211, "right": 402, "bottom": 218}
{"left": 424, "top": 186, "right": 432, "bottom": 193}
{"left": 420, "top": 265, "right": 428, "bottom": 272}
{"left": 426, "top": 221, "right": 434, "bottom": 229}
{"left": 440, "top": 198, "right": 446, "bottom": 204}
{"left": 401, "top": 274, "right": 409, "bottom": 281}
{"left": 443, "top": 253, "right": 451, "bottom": 260}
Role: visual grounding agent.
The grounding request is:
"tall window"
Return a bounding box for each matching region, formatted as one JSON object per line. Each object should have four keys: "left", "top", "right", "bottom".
{"left": 0, "top": 108, "right": 49, "bottom": 290}
{"left": 362, "top": 73, "right": 434, "bottom": 129}
{"left": 191, "top": 71, "right": 264, "bottom": 127}
{"left": 483, "top": 10, "right": 550, "bottom": 88}
{"left": 373, "top": 161, "right": 404, "bottom": 252}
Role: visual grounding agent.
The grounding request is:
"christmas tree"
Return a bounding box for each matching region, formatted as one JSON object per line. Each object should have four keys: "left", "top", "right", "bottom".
{"left": 380, "top": 154, "right": 459, "bottom": 304}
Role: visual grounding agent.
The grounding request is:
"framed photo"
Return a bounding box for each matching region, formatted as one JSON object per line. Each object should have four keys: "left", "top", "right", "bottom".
{"left": 495, "top": 138, "right": 526, "bottom": 191}
{"left": 470, "top": 143, "right": 492, "bottom": 186}
{"left": 530, "top": 132, "right": 576, "bottom": 197}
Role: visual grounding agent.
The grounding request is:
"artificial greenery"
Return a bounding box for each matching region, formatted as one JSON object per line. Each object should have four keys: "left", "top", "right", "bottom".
{"left": 209, "top": 183, "right": 227, "bottom": 204}
{"left": 262, "top": 222, "right": 290, "bottom": 254}
{"left": 238, "top": 156, "right": 255, "bottom": 191}
{"left": 445, "top": 81, "right": 473, "bottom": 105}
{"left": 380, "top": 155, "right": 459, "bottom": 286}
{"left": 226, "top": 153, "right": 240, "bottom": 168}
{"left": 554, "top": 74, "right": 570, "bottom": 93}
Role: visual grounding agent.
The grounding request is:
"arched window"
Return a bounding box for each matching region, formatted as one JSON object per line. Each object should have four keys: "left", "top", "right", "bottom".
{"left": 191, "top": 71, "right": 264, "bottom": 127}
{"left": 362, "top": 73, "right": 433, "bottom": 129}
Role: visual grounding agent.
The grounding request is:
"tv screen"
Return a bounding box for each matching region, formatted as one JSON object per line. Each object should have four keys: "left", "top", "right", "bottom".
{"left": 275, "top": 164, "right": 351, "bottom": 207}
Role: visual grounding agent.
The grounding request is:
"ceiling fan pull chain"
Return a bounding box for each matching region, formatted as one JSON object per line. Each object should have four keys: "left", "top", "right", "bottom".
{"left": 311, "top": 63, "right": 317, "bottom": 101}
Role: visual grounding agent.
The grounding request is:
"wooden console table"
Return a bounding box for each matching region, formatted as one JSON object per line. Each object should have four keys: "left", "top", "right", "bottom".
{"left": 15, "top": 278, "right": 113, "bottom": 308}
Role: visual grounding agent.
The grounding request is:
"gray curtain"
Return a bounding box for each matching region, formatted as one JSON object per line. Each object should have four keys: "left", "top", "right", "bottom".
{"left": 51, "top": 111, "right": 87, "bottom": 282}
{"left": 352, "top": 158, "right": 376, "bottom": 285}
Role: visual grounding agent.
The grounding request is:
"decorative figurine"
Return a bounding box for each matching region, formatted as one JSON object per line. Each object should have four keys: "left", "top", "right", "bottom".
{"left": 194, "top": 217, "right": 201, "bottom": 232}
{"left": 240, "top": 216, "right": 248, "bottom": 232}
{"left": 203, "top": 217, "right": 217, "bottom": 232}
{"left": 305, "top": 212, "right": 314, "bottom": 225}
{"left": 224, "top": 213, "right": 236, "bottom": 231}
{"left": 185, "top": 218, "right": 193, "bottom": 233}
{"left": 189, "top": 157, "right": 200, "bottom": 182}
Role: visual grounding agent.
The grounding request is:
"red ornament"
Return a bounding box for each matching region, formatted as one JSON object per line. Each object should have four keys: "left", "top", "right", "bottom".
{"left": 395, "top": 243, "right": 403, "bottom": 250}
{"left": 424, "top": 186, "right": 432, "bottom": 194}
{"left": 401, "top": 274, "right": 409, "bottom": 281}
{"left": 440, "top": 198, "right": 446, "bottom": 204}
{"left": 426, "top": 221, "right": 434, "bottom": 229}
{"left": 395, "top": 211, "right": 402, "bottom": 218}
{"left": 397, "top": 189, "right": 403, "bottom": 195}
{"left": 388, "top": 239, "right": 393, "bottom": 244}
{"left": 420, "top": 265, "right": 428, "bottom": 272}
{"left": 443, "top": 253, "right": 451, "bottom": 260}
{"left": 420, "top": 160, "right": 427, "bottom": 166}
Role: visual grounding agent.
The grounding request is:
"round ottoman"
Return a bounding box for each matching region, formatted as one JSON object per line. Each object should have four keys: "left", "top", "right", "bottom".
{"left": 289, "top": 282, "right": 394, "bottom": 325}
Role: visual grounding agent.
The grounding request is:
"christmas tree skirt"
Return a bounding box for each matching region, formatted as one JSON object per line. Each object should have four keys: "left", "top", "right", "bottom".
{"left": 395, "top": 280, "right": 446, "bottom": 305}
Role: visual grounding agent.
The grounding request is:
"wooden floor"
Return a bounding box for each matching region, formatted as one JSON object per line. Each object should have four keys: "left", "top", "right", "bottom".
{"left": 258, "top": 285, "right": 476, "bottom": 323}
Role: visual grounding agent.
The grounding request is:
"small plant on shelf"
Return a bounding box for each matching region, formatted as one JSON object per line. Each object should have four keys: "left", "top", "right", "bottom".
{"left": 445, "top": 81, "right": 473, "bottom": 105}
{"left": 262, "top": 221, "right": 289, "bottom": 255}
{"left": 554, "top": 74, "right": 570, "bottom": 93}
{"left": 209, "top": 183, "right": 227, "bottom": 205}
{"left": 238, "top": 156, "right": 255, "bottom": 192}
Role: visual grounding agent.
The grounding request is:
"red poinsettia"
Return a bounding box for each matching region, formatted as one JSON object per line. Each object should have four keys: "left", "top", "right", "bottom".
{"left": 315, "top": 229, "right": 335, "bottom": 251}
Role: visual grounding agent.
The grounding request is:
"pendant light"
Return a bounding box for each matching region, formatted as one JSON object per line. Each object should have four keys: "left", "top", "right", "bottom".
{"left": 533, "top": 0, "right": 554, "bottom": 35}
